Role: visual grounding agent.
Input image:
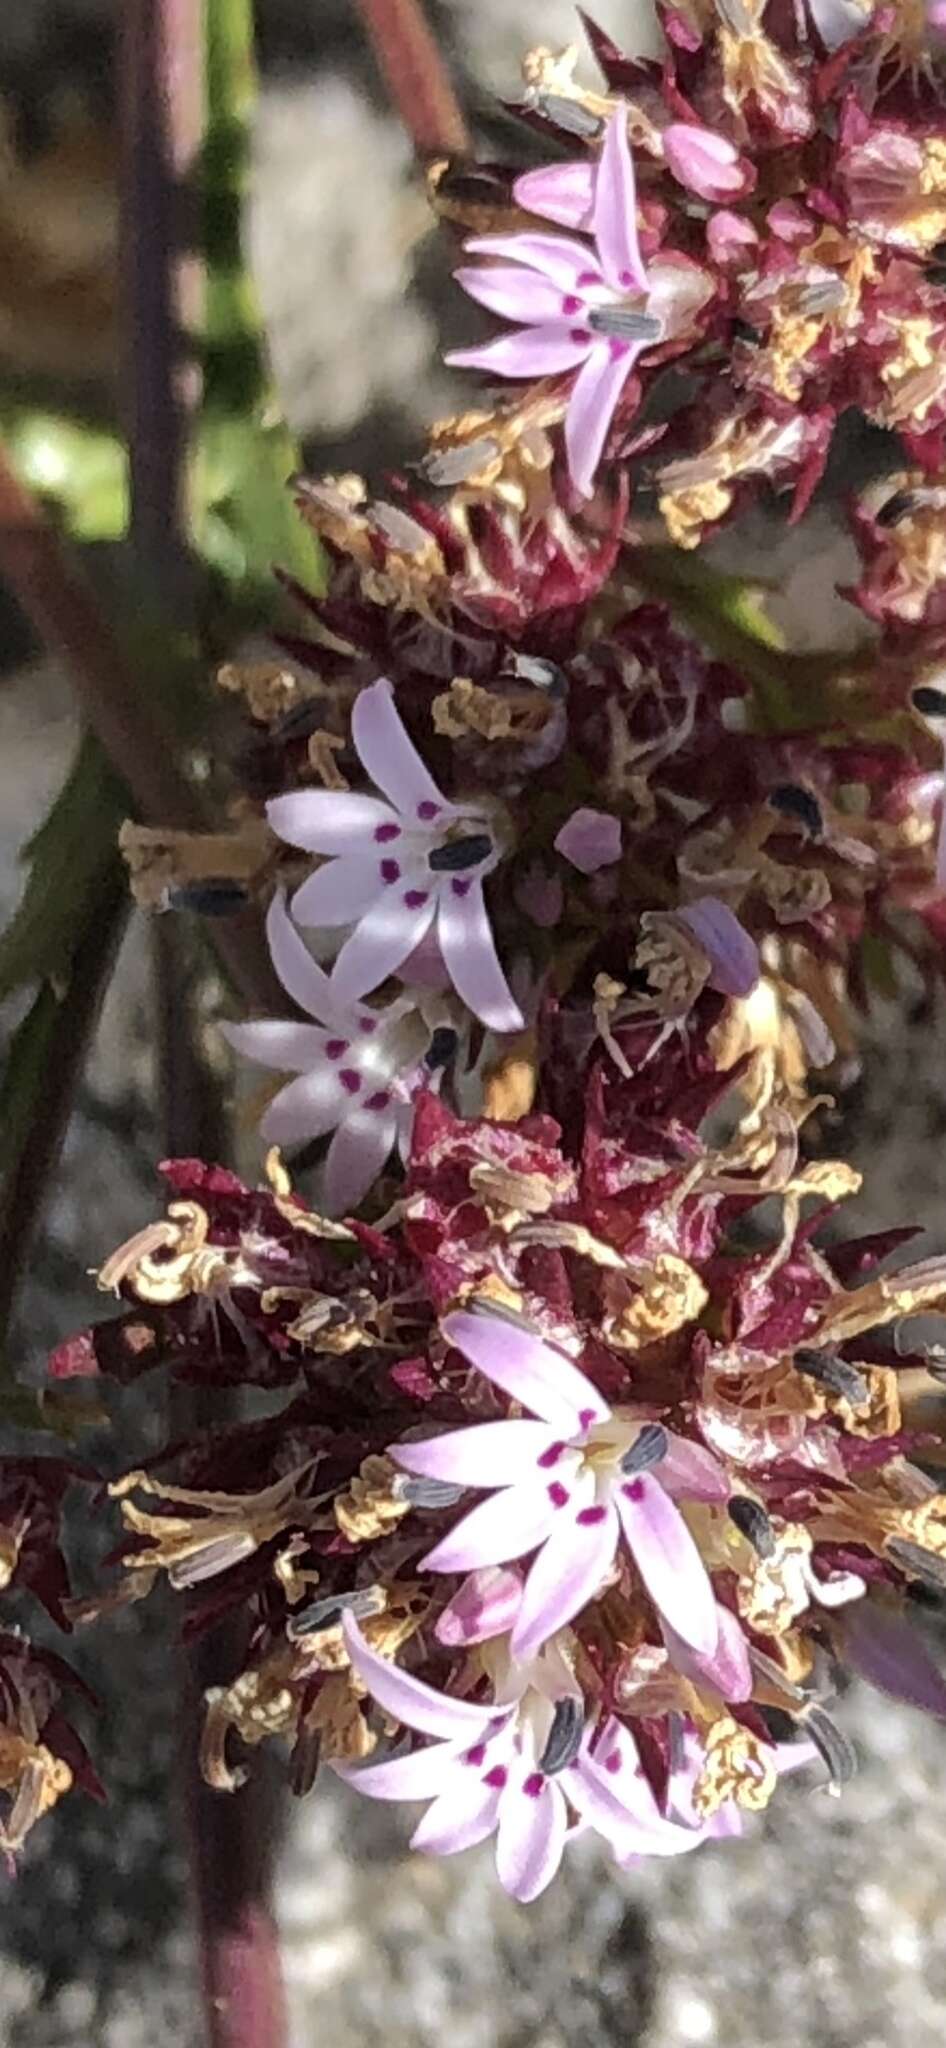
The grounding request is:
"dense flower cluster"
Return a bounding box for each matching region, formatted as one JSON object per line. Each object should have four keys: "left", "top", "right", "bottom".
{"left": 15, "top": 0, "right": 946, "bottom": 1898}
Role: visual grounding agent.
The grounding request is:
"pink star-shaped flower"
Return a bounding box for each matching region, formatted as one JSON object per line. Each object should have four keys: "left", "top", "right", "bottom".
{"left": 267, "top": 677, "right": 524, "bottom": 1034}
{"left": 391, "top": 1308, "right": 729, "bottom": 1661}
{"left": 448, "top": 107, "right": 712, "bottom": 497}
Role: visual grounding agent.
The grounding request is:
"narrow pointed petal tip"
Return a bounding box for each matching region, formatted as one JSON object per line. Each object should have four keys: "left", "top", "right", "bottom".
{"left": 676, "top": 896, "right": 760, "bottom": 998}
{"left": 618, "top": 1474, "right": 719, "bottom": 1656}
{"left": 593, "top": 106, "right": 649, "bottom": 295}
{"left": 436, "top": 876, "right": 524, "bottom": 1034}
{"left": 341, "top": 1613, "right": 492, "bottom": 1741}
{"left": 442, "top": 1308, "right": 610, "bottom": 1432}
{"left": 512, "top": 1503, "right": 620, "bottom": 1661}
{"left": 351, "top": 677, "right": 445, "bottom": 816}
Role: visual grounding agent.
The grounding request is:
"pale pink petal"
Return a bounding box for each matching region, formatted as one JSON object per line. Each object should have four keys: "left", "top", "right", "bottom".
{"left": 593, "top": 107, "right": 648, "bottom": 294}
{"left": 291, "top": 857, "right": 385, "bottom": 930}
{"left": 422, "top": 1483, "right": 559, "bottom": 1574}
{"left": 266, "top": 789, "right": 399, "bottom": 857}
{"left": 571, "top": 1722, "right": 688, "bottom": 1848}
{"left": 258, "top": 1068, "right": 348, "bottom": 1148}
{"left": 644, "top": 256, "right": 714, "bottom": 337}
{"left": 553, "top": 806, "right": 622, "bottom": 874}
{"left": 512, "top": 163, "right": 595, "bottom": 231}
{"left": 394, "top": 1420, "right": 556, "bottom": 1489}
{"left": 512, "top": 1502, "right": 619, "bottom": 1660}
{"left": 675, "top": 897, "right": 760, "bottom": 998}
{"left": 436, "top": 876, "right": 524, "bottom": 1033}
{"left": 324, "top": 1109, "right": 399, "bottom": 1213}
{"left": 335, "top": 1741, "right": 462, "bottom": 1802}
{"left": 454, "top": 264, "right": 572, "bottom": 324}
{"left": 221, "top": 1019, "right": 329, "bottom": 1075}
{"left": 351, "top": 677, "right": 445, "bottom": 816}
{"left": 342, "top": 1615, "right": 493, "bottom": 1740}
{"left": 617, "top": 1474, "right": 719, "bottom": 1655}
{"left": 707, "top": 209, "right": 759, "bottom": 267}
{"left": 435, "top": 1566, "right": 525, "bottom": 1647}
{"left": 663, "top": 1604, "right": 753, "bottom": 1702}
{"left": 495, "top": 1772, "right": 568, "bottom": 1902}
{"left": 564, "top": 340, "right": 639, "bottom": 498}
{"left": 329, "top": 888, "right": 437, "bottom": 1005}
{"left": 465, "top": 230, "right": 598, "bottom": 290}
{"left": 662, "top": 123, "right": 745, "bottom": 200}
{"left": 411, "top": 1776, "right": 503, "bottom": 1854}
{"left": 265, "top": 890, "right": 335, "bottom": 1021}
{"left": 658, "top": 1431, "right": 731, "bottom": 1503}
{"left": 442, "top": 1309, "right": 610, "bottom": 1432}
{"left": 447, "top": 325, "right": 593, "bottom": 380}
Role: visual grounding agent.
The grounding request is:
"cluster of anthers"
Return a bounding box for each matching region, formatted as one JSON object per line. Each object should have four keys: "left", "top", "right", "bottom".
{"left": 7, "top": 0, "right": 946, "bottom": 1899}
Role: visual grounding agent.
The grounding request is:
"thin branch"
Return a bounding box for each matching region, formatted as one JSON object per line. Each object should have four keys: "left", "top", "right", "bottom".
{"left": 352, "top": 0, "right": 470, "bottom": 158}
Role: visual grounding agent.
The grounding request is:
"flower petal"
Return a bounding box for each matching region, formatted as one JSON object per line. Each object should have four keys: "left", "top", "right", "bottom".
{"left": 351, "top": 677, "right": 445, "bottom": 816}
{"left": 330, "top": 887, "right": 437, "bottom": 1005}
{"left": 662, "top": 123, "right": 745, "bottom": 200}
{"left": 221, "top": 1019, "right": 329, "bottom": 1075}
{"left": 495, "top": 1772, "right": 568, "bottom": 1902}
{"left": 323, "top": 1109, "right": 399, "bottom": 1214}
{"left": 422, "top": 1484, "right": 559, "bottom": 1574}
{"left": 335, "top": 1741, "right": 462, "bottom": 1803}
{"left": 258, "top": 1068, "right": 348, "bottom": 1148}
{"left": 663, "top": 1603, "right": 753, "bottom": 1703}
{"left": 675, "top": 897, "right": 760, "bottom": 998}
{"left": 266, "top": 789, "right": 399, "bottom": 857}
{"left": 436, "top": 876, "right": 524, "bottom": 1033}
{"left": 658, "top": 1431, "right": 731, "bottom": 1503}
{"left": 454, "top": 264, "right": 572, "bottom": 325}
{"left": 265, "top": 890, "right": 336, "bottom": 1021}
{"left": 393, "top": 1420, "right": 556, "bottom": 1490}
{"left": 447, "top": 324, "right": 593, "bottom": 380}
{"left": 565, "top": 340, "right": 638, "bottom": 498}
{"left": 410, "top": 1775, "right": 503, "bottom": 1855}
{"left": 342, "top": 1614, "right": 493, "bottom": 1740}
{"left": 292, "top": 857, "right": 386, "bottom": 930}
{"left": 512, "top": 164, "right": 595, "bottom": 231}
{"left": 442, "top": 1309, "right": 610, "bottom": 1432}
{"left": 512, "top": 1501, "right": 619, "bottom": 1661}
{"left": 435, "top": 1566, "right": 525, "bottom": 1648}
{"left": 835, "top": 1599, "right": 946, "bottom": 1718}
{"left": 617, "top": 1474, "right": 719, "bottom": 1655}
{"left": 553, "top": 806, "right": 622, "bottom": 874}
{"left": 465, "top": 230, "right": 598, "bottom": 290}
{"left": 593, "top": 107, "right": 648, "bottom": 294}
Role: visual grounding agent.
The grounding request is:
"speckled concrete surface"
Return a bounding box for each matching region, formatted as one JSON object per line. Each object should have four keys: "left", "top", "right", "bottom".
{"left": 2, "top": 5, "right": 946, "bottom": 2047}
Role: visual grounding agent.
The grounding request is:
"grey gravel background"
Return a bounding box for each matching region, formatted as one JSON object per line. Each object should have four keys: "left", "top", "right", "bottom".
{"left": 2, "top": 4, "right": 946, "bottom": 2046}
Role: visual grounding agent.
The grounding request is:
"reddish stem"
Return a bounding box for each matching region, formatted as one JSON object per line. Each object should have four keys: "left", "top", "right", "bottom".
{"left": 353, "top": 0, "right": 470, "bottom": 157}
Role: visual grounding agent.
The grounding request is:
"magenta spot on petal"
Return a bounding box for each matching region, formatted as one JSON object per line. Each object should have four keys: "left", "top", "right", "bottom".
{"left": 417, "top": 800, "right": 439, "bottom": 821}
{"left": 604, "top": 1748, "right": 622, "bottom": 1776}
{"left": 465, "top": 1743, "right": 487, "bottom": 1768}
{"left": 561, "top": 293, "right": 582, "bottom": 314}
{"left": 380, "top": 858, "right": 401, "bottom": 884}
{"left": 548, "top": 1481, "right": 569, "bottom": 1509}
{"left": 569, "top": 325, "right": 592, "bottom": 344}
{"left": 339, "top": 1069, "right": 362, "bottom": 1095}
{"left": 576, "top": 269, "right": 601, "bottom": 287}
{"left": 623, "top": 1479, "right": 645, "bottom": 1504}
{"left": 537, "top": 1441, "right": 566, "bottom": 1469}
{"left": 365, "top": 1090, "right": 391, "bottom": 1112}
{"left": 523, "top": 1772, "right": 545, "bottom": 1799}
{"left": 576, "top": 1505, "right": 607, "bottom": 1526}
{"left": 618, "top": 269, "right": 637, "bottom": 287}
{"left": 451, "top": 878, "right": 472, "bottom": 899}
{"left": 484, "top": 1765, "right": 508, "bottom": 1790}
{"left": 608, "top": 337, "right": 630, "bottom": 361}
{"left": 358, "top": 1017, "right": 377, "bottom": 1036}
{"left": 404, "top": 889, "right": 429, "bottom": 909}
{"left": 578, "top": 1409, "right": 597, "bottom": 1431}
{"left": 325, "top": 1038, "right": 349, "bottom": 1061}
{"left": 374, "top": 822, "right": 401, "bottom": 843}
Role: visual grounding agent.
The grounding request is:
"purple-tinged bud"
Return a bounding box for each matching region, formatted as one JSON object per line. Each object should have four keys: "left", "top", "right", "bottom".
{"left": 663, "top": 123, "right": 748, "bottom": 200}
{"left": 434, "top": 1565, "right": 524, "bottom": 1647}
{"left": 554, "top": 807, "right": 622, "bottom": 875}
{"left": 675, "top": 896, "right": 760, "bottom": 997}
{"left": 834, "top": 1599, "right": 946, "bottom": 1719}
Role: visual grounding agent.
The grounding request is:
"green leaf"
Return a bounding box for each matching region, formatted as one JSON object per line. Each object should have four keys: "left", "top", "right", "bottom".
{"left": 2, "top": 409, "right": 128, "bottom": 543}
{"left": 0, "top": 735, "right": 127, "bottom": 1003}
{"left": 197, "top": 0, "right": 326, "bottom": 598}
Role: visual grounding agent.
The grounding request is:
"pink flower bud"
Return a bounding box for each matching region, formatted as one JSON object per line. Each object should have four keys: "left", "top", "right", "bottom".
{"left": 663, "top": 123, "right": 747, "bottom": 200}
{"left": 434, "top": 1566, "right": 524, "bottom": 1646}
{"left": 512, "top": 160, "right": 594, "bottom": 231}
{"left": 554, "top": 807, "right": 622, "bottom": 875}
{"left": 676, "top": 896, "right": 760, "bottom": 997}
{"left": 707, "top": 209, "right": 759, "bottom": 267}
